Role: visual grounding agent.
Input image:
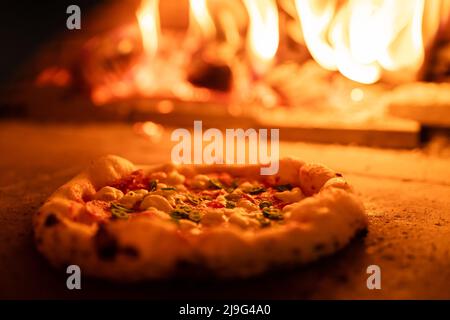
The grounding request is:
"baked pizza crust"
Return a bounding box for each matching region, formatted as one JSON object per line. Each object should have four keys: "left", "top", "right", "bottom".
{"left": 34, "top": 155, "right": 367, "bottom": 280}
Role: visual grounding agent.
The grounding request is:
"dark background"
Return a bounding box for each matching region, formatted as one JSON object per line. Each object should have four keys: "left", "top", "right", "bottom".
{"left": 0, "top": 1, "right": 105, "bottom": 83}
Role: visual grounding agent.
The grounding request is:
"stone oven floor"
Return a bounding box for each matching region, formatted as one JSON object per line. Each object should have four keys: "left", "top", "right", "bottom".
{"left": 0, "top": 120, "right": 449, "bottom": 299}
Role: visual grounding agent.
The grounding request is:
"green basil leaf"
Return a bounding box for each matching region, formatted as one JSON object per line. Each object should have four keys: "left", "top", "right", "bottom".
{"left": 259, "top": 201, "right": 272, "bottom": 209}
{"left": 208, "top": 179, "right": 223, "bottom": 190}
{"left": 225, "top": 201, "right": 236, "bottom": 209}
{"left": 161, "top": 187, "right": 176, "bottom": 191}
{"left": 170, "top": 209, "right": 190, "bottom": 220}
{"left": 274, "top": 184, "right": 293, "bottom": 192}
{"left": 111, "top": 208, "right": 129, "bottom": 219}
{"left": 248, "top": 186, "right": 266, "bottom": 195}
{"left": 225, "top": 193, "right": 241, "bottom": 202}
{"left": 262, "top": 207, "right": 284, "bottom": 220}
{"left": 111, "top": 202, "right": 133, "bottom": 213}
{"left": 188, "top": 210, "right": 202, "bottom": 223}
{"left": 186, "top": 194, "right": 200, "bottom": 205}
{"left": 149, "top": 180, "right": 158, "bottom": 192}
{"left": 256, "top": 214, "right": 271, "bottom": 228}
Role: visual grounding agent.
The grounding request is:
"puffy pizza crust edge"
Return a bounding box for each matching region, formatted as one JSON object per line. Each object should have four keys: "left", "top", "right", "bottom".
{"left": 33, "top": 155, "right": 368, "bottom": 280}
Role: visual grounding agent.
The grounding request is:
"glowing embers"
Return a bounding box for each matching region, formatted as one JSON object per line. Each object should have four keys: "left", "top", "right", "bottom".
{"left": 40, "top": 0, "right": 450, "bottom": 111}
{"left": 84, "top": 0, "right": 280, "bottom": 106}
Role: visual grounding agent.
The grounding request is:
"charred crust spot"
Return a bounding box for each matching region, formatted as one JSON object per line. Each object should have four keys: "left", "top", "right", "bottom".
{"left": 335, "top": 173, "right": 343, "bottom": 177}
{"left": 122, "top": 246, "right": 139, "bottom": 258}
{"left": 95, "top": 225, "right": 140, "bottom": 261}
{"left": 97, "top": 243, "right": 118, "bottom": 261}
{"left": 44, "top": 213, "right": 59, "bottom": 227}
{"left": 95, "top": 224, "right": 118, "bottom": 261}
{"left": 355, "top": 227, "right": 368, "bottom": 238}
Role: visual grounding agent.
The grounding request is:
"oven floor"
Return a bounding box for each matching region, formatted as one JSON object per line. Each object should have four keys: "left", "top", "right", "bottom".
{"left": 1, "top": 120, "right": 449, "bottom": 299}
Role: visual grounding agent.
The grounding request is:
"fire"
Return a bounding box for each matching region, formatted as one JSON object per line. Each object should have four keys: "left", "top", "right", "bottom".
{"left": 189, "top": 0, "right": 216, "bottom": 40}
{"left": 136, "top": 0, "right": 160, "bottom": 57}
{"left": 83, "top": 0, "right": 450, "bottom": 107}
{"left": 243, "top": 0, "right": 280, "bottom": 75}
{"left": 295, "top": 0, "right": 445, "bottom": 84}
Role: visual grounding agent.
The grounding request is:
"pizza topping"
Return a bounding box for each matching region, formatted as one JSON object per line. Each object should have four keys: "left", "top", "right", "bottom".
{"left": 148, "top": 179, "right": 158, "bottom": 192}
{"left": 274, "top": 184, "right": 293, "bottom": 192}
{"left": 169, "top": 205, "right": 204, "bottom": 224}
{"left": 200, "top": 193, "right": 213, "bottom": 200}
{"left": 274, "top": 187, "right": 305, "bottom": 204}
{"left": 149, "top": 171, "right": 167, "bottom": 181}
{"left": 256, "top": 213, "right": 271, "bottom": 228}
{"left": 170, "top": 207, "right": 190, "bottom": 220}
{"left": 133, "top": 210, "right": 171, "bottom": 221}
{"left": 241, "top": 192, "right": 257, "bottom": 204}
{"left": 215, "top": 194, "right": 227, "bottom": 206}
{"left": 225, "top": 200, "right": 236, "bottom": 209}
{"left": 191, "top": 174, "right": 211, "bottom": 189}
{"left": 155, "top": 182, "right": 167, "bottom": 190}
{"left": 218, "top": 172, "right": 233, "bottom": 186}
{"left": 151, "top": 184, "right": 178, "bottom": 205}
{"left": 161, "top": 187, "right": 177, "bottom": 191}
{"left": 103, "top": 169, "right": 309, "bottom": 229}
{"left": 208, "top": 178, "right": 224, "bottom": 190}
{"left": 238, "top": 182, "right": 254, "bottom": 193}
{"left": 207, "top": 200, "right": 225, "bottom": 208}
{"left": 259, "top": 200, "right": 272, "bottom": 209}
{"left": 228, "top": 212, "right": 250, "bottom": 228}
{"left": 111, "top": 210, "right": 129, "bottom": 220}
{"left": 236, "top": 198, "right": 258, "bottom": 212}
{"left": 262, "top": 207, "right": 284, "bottom": 220}
{"left": 93, "top": 186, "right": 124, "bottom": 202}
{"left": 188, "top": 210, "right": 203, "bottom": 222}
{"left": 185, "top": 193, "right": 200, "bottom": 205}
{"left": 140, "top": 194, "right": 173, "bottom": 212}
{"left": 166, "top": 170, "right": 185, "bottom": 185}
{"left": 247, "top": 186, "right": 267, "bottom": 195}
{"left": 119, "top": 189, "right": 148, "bottom": 209}
{"left": 110, "top": 202, "right": 132, "bottom": 220}
{"left": 224, "top": 190, "right": 242, "bottom": 202}
{"left": 201, "top": 209, "right": 227, "bottom": 226}
{"left": 111, "top": 169, "right": 148, "bottom": 193}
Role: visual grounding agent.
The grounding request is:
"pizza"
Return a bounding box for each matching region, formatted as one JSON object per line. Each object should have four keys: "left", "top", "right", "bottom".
{"left": 34, "top": 155, "right": 367, "bottom": 280}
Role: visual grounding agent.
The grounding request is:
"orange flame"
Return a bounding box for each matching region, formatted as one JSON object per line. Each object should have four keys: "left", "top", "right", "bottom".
{"left": 136, "top": 0, "right": 160, "bottom": 57}
{"left": 189, "top": 0, "right": 216, "bottom": 40}
{"left": 243, "top": 0, "right": 279, "bottom": 75}
{"left": 295, "top": 0, "right": 447, "bottom": 84}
